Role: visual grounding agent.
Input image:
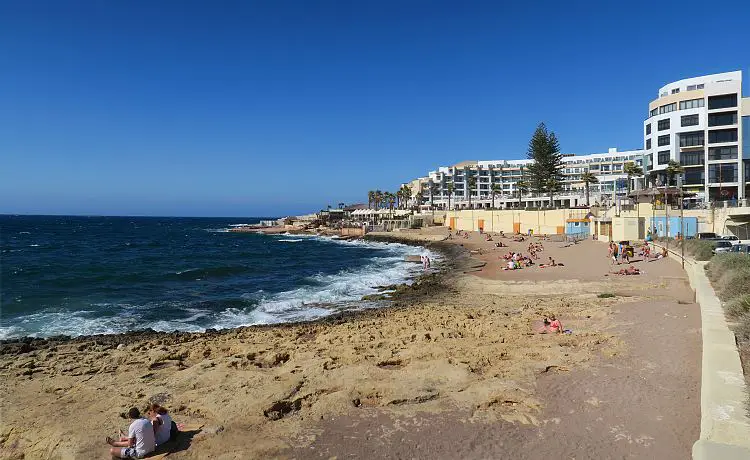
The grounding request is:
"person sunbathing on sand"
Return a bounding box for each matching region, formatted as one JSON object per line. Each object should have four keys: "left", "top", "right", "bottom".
{"left": 485, "top": 234, "right": 493, "bottom": 241}
{"left": 609, "top": 265, "right": 641, "bottom": 275}
{"left": 540, "top": 256, "right": 564, "bottom": 268}
{"left": 106, "top": 407, "right": 156, "bottom": 459}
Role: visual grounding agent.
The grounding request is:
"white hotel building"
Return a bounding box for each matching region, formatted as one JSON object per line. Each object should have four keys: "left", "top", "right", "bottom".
{"left": 643, "top": 70, "right": 749, "bottom": 201}
{"left": 406, "top": 70, "right": 749, "bottom": 209}
{"left": 411, "top": 148, "right": 645, "bottom": 210}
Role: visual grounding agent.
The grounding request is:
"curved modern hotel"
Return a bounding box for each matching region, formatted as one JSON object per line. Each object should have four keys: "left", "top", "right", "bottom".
{"left": 643, "top": 70, "right": 750, "bottom": 200}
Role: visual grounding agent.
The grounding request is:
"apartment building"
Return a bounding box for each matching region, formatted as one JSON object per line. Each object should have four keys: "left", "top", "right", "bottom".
{"left": 643, "top": 70, "right": 750, "bottom": 201}
{"left": 412, "top": 148, "right": 645, "bottom": 210}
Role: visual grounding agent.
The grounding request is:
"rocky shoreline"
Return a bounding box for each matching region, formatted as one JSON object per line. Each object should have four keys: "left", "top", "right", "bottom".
{"left": 0, "top": 231, "right": 467, "bottom": 356}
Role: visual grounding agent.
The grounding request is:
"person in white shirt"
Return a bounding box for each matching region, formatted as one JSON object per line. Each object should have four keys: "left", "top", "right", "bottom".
{"left": 147, "top": 403, "right": 174, "bottom": 446}
{"left": 106, "top": 407, "right": 156, "bottom": 459}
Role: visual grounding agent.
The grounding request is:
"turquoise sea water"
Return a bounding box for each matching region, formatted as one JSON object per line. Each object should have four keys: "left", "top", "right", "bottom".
{"left": 0, "top": 215, "right": 435, "bottom": 339}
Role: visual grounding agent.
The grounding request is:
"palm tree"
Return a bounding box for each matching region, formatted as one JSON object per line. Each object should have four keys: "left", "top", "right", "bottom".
{"left": 367, "top": 190, "right": 374, "bottom": 210}
{"left": 386, "top": 192, "right": 396, "bottom": 213}
{"left": 516, "top": 180, "right": 529, "bottom": 209}
{"left": 401, "top": 185, "right": 412, "bottom": 209}
{"left": 467, "top": 176, "right": 477, "bottom": 209}
{"left": 428, "top": 181, "right": 439, "bottom": 210}
{"left": 623, "top": 161, "right": 644, "bottom": 195}
{"left": 490, "top": 183, "right": 502, "bottom": 209}
{"left": 665, "top": 160, "right": 684, "bottom": 187}
{"left": 415, "top": 191, "right": 424, "bottom": 209}
{"left": 580, "top": 170, "right": 599, "bottom": 207}
{"left": 374, "top": 190, "right": 384, "bottom": 209}
{"left": 338, "top": 202, "right": 345, "bottom": 209}
{"left": 446, "top": 182, "right": 454, "bottom": 210}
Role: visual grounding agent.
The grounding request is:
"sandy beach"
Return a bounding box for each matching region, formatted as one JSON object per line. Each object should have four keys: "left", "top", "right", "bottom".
{"left": 0, "top": 228, "right": 700, "bottom": 459}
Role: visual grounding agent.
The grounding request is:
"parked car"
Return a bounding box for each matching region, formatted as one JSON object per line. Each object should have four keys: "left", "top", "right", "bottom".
{"left": 721, "top": 235, "right": 740, "bottom": 241}
{"left": 697, "top": 232, "right": 718, "bottom": 240}
{"left": 729, "top": 244, "right": 750, "bottom": 255}
{"left": 713, "top": 240, "right": 734, "bottom": 254}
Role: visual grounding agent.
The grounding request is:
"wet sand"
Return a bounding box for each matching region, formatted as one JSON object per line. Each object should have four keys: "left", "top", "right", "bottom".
{"left": 0, "top": 228, "right": 700, "bottom": 459}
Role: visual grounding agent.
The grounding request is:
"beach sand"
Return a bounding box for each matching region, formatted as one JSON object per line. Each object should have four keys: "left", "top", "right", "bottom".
{"left": 0, "top": 228, "right": 700, "bottom": 459}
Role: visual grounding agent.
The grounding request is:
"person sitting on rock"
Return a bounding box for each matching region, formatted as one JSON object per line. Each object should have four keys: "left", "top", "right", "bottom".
{"left": 107, "top": 407, "right": 156, "bottom": 459}
{"left": 147, "top": 403, "right": 176, "bottom": 446}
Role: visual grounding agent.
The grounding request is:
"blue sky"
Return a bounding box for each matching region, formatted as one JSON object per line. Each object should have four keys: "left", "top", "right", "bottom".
{"left": 1, "top": 1, "right": 749, "bottom": 217}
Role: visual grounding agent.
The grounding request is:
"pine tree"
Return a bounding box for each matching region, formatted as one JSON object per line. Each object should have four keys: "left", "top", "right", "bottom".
{"left": 526, "top": 123, "right": 564, "bottom": 207}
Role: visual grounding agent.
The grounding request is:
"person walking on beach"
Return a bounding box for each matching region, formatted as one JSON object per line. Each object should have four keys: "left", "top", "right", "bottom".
{"left": 106, "top": 407, "right": 156, "bottom": 459}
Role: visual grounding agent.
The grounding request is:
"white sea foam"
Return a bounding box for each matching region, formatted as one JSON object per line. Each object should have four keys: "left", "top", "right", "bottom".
{"left": 206, "top": 243, "right": 439, "bottom": 329}
{"left": 0, "top": 326, "right": 25, "bottom": 340}
{"left": 1, "top": 236, "right": 440, "bottom": 339}
{"left": 277, "top": 238, "right": 304, "bottom": 242}
{"left": 10, "top": 310, "right": 131, "bottom": 338}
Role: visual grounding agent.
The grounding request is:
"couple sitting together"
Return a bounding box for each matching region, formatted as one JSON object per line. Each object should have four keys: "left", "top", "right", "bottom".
{"left": 106, "top": 404, "right": 176, "bottom": 459}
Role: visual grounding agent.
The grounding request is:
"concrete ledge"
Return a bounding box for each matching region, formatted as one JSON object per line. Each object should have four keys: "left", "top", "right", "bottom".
{"left": 693, "top": 440, "right": 750, "bottom": 459}
{"left": 652, "top": 243, "right": 750, "bottom": 458}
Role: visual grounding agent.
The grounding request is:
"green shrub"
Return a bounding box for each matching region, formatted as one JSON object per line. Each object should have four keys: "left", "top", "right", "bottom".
{"left": 726, "top": 295, "right": 750, "bottom": 320}
{"left": 597, "top": 293, "right": 615, "bottom": 298}
{"left": 714, "top": 266, "right": 750, "bottom": 301}
{"left": 708, "top": 254, "right": 750, "bottom": 279}
{"left": 732, "top": 312, "right": 750, "bottom": 342}
{"left": 692, "top": 244, "right": 715, "bottom": 261}
{"left": 679, "top": 240, "right": 716, "bottom": 261}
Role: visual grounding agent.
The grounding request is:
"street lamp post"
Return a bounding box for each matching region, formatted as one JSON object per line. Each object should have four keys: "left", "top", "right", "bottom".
{"left": 665, "top": 186, "right": 670, "bottom": 254}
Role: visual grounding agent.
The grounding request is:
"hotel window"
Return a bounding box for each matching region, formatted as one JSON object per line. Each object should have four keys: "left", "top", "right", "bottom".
{"left": 658, "top": 103, "right": 677, "bottom": 114}
{"left": 680, "top": 131, "right": 704, "bottom": 147}
{"left": 679, "top": 98, "right": 705, "bottom": 110}
{"left": 708, "top": 94, "right": 737, "bottom": 110}
{"left": 708, "top": 146, "right": 738, "bottom": 161}
{"left": 681, "top": 151, "right": 704, "bottom": 166}
{"left": 708, "top": 111, "right": 737, "bottom": 127}
{"left": 681, "top": 114, "right": 699, "bottom": 127}
{"left": 708, "top": 128, "right": 738, "bottom": 144}
{"left": 697, "top": 84, "right": 704, "bottom": 89}
{"left": 646, "top": 123, "right": 651, "bottom": 135}
{"left": 658, "top": 134, "right": 670, "bottom": 146}
{"left": 658, "top": 119, "right": 670, "bottom": 131}
{"left": 708, "top": 163, "right": 738, "bottom": 182}
{"left": 658, "top": 151, "right": 671, "bottom": 165}
{"left": 646, "top": 139, "right": 651, "bottom": 150}
{"left": 671, "top": 88, "right": 680, "bottom": 94}
{"left": 684, "top": 169, "right": 704, "bottom": 185}
{"left": 687, "top": 85, "right": 697, "bottom": 91}
{"left": 650, "top": 108, "right": 658, "bottom": 117}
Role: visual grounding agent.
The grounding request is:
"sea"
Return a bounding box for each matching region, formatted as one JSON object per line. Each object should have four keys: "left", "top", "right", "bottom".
{"left": 0, "top": 215, "right": 437, "bottom": 340}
